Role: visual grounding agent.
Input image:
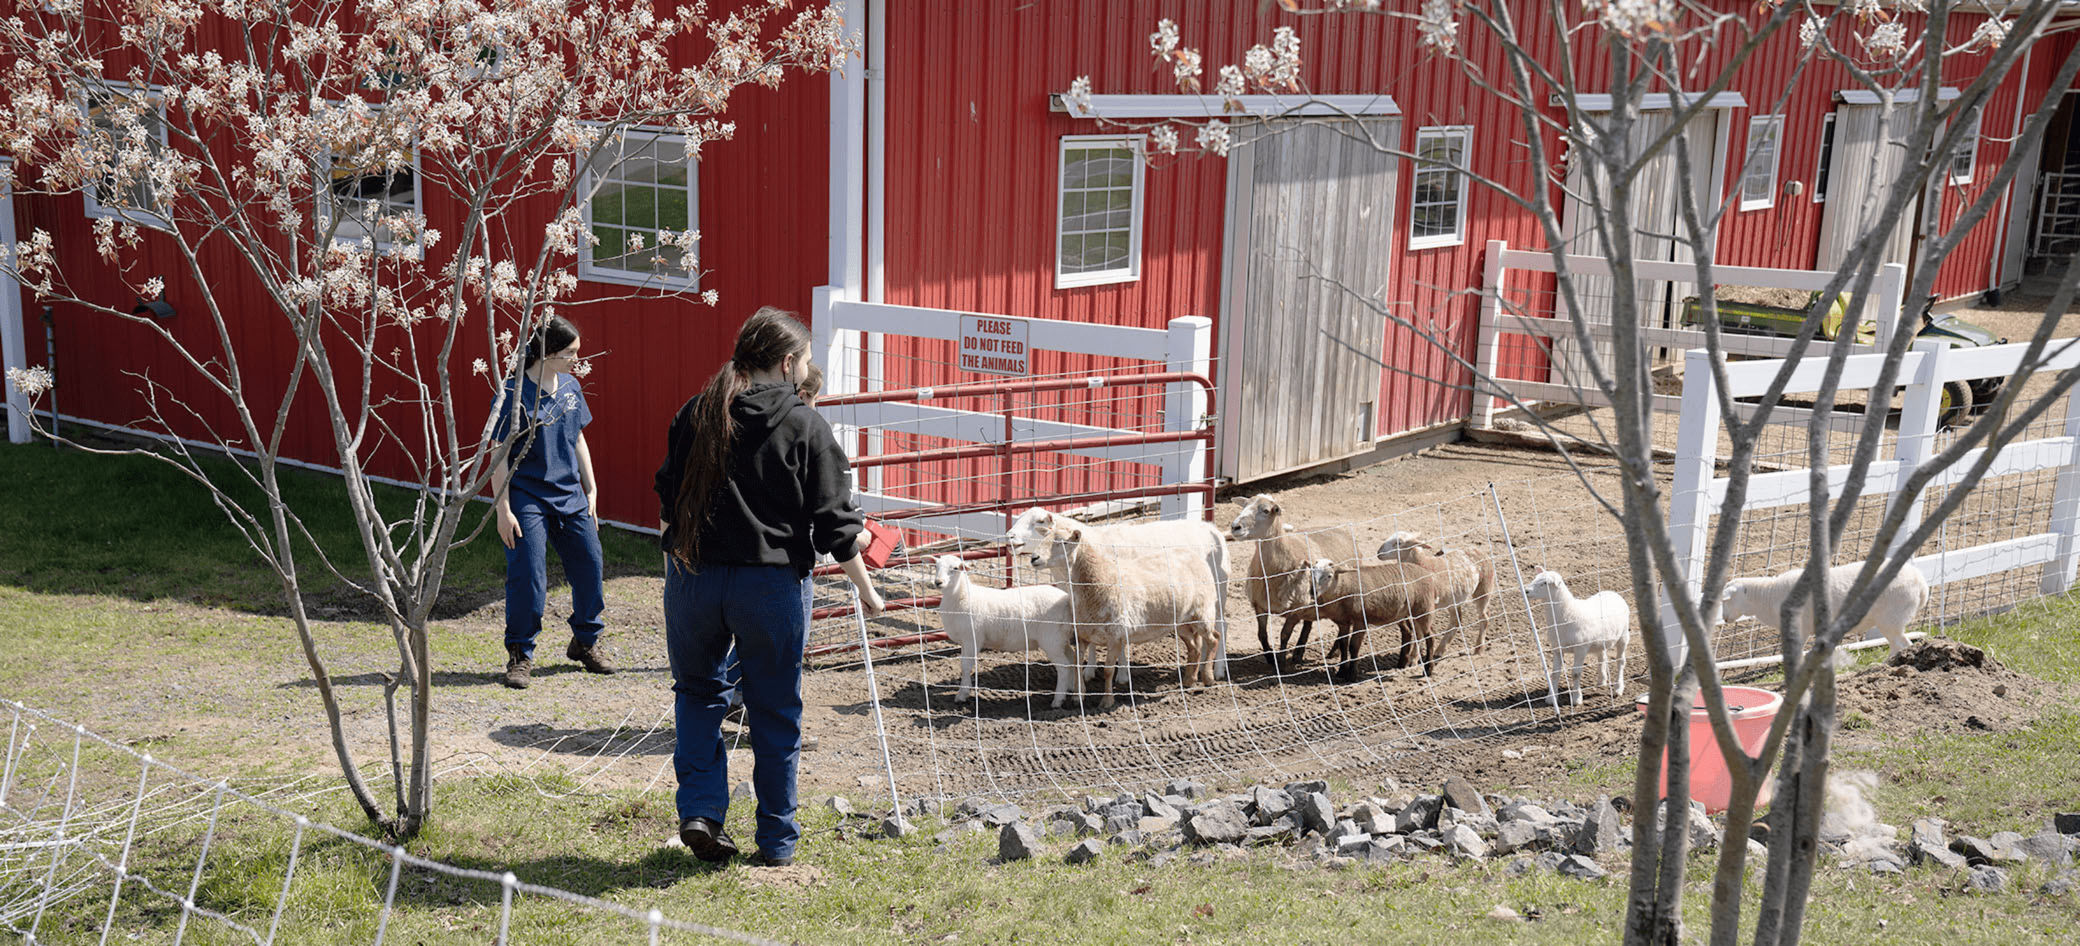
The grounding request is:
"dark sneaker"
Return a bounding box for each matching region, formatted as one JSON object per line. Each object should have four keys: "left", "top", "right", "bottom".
{"left": 501, "top": 650, "right": 532, "bottom": 689}
{"left": 566, "top": 641, "right": 617, "bottom": 675}
{"left": 679, "top": 817, "right": 739, "bottom": 863}
{"left": 745, "top": 851, "right": 794, "bottom": 868}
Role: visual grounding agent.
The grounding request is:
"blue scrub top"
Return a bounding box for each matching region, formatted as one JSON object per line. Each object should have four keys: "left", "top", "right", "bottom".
{"left": 493, "top": 372, "right": 593, "bottom": 515}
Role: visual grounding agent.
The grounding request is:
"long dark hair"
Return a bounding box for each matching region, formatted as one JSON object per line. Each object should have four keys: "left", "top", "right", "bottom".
{"left": 524, "top": 315, "right": 581, "bottom": 370}
{"left": 670, "top": 306, "right": 812, "bottom": 566}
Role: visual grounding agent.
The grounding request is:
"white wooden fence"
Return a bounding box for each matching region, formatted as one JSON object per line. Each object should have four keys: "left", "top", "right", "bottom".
{"left": 1661, "top": 338, "right": 2080, "bottom": 648}
{"left": 1473, "top": 239, "right": 1909, "bottom": 425}
{"left": 809, "top": 285, "right": 1214, "bottom": 540}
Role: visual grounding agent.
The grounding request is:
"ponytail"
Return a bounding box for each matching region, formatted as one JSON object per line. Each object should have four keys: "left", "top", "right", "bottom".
{"left": 669, "top": 306, "right": 811, "bottom": 567}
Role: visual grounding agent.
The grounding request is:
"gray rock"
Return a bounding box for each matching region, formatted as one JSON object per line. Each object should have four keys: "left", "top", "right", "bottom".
{"left": 1251, "top": 786, "right": 1295, "bottom": 826}
{"left": 1318, "top": 854, "right": 1357, "bottom": 871}
{"left": 1366, "top": 837, "right": 1406, "bottom": 861}
{"left": 2016, "top": 831, "right": 2076, "bottom": 867}
{"left": 1108, "top": 829, "right": 1143, "bottom": 847}
{"left": 1082, "top": 795, "right": 1111, "bottom": 815}
{"left": 1990, "top": 831, "right": 2031, "bottom": 863}
{"left": 1165, "top": 779, "right": 1204, "bottom": 800}
{"left": 1557, "top": 854, "right": 1608, "bottom": 880}
{"left": 2054, "top": 813, "right": 2080, "bottom": 836}
{"left": 1964, "top": 864, "right": 2007, "bottom": 893}
{"left": 1351, "top": 802, "right": 1394, "bottom": 836}
{"left": 1494, "top": 820, "right": 1544, "bottom": 855}
{"left": 1379, "top": 776, "right": 1404, "bottom": 795}
{"left": 1863, "top": 854, "right": 1905, "bottom": 875}
{"left": 1651, "top": 799, "right": 1720, "bottom": 851}
{"left": 998, "top": 821, "right": 1041, "bottom": 862}
{"left": 1105, "top": 803, "right": 1142, "bottom": 824}
{"left": 1335, "top": 833, "right": 1372, "bottom": 855}
{"left": 1335, "top": 818, "right": 1362, "bottom": 840}
{"left": 1284, "top": 780, "right": 1329, "bottom": 798}
{"left": 1953, "top": 835, "right": 2008, "bottom": 866}
{"left": 1139, "top": 815, "right": 1180, "bottom": 835}
{"left": 1441, "top": 777, "right": 1491, "bottom": 818}
{"left": 1182, "top": 801, "right": 1250, "bottom": 846}
{"left": 1046, "top": 819, "right": 1081, "bottom": 839}
{"left": 1445, "top": 824, "right": 1490, "bottom": 859}
{"left": 2039, "top": 872, "right": 2077, "bottom": 897}
{"left": 1072, "top": 811, "right": 1104, "bottom": 835}
{"left": 882, "top": 815, "right": 917, "bottom": 839}
{"left": 1248, "top": 823, "right": 1295, "bottom": 845}
{"left": 1299, "top": 792, "right": 1336, "bottom": 836}
{"left": 1504, "top": 857, "right": 1537, "bottom": 877}
{"left": 956, "top": 797, "right": 989, "bottom": 820}
{"left": 1143, "top": 794, "right": 1180, "bottom": 821}
{"left": 1164, "top": 794, "right": 1193, "bottom": 811}
{"left": 1532, "top": 850, "right": 1569, "bottom": 873}
{"left": 1397, "top": 795, "right": 1444, "bottom": 833}
{"left": 1571, "top": 797, "right": 1623, "bottom": 857}
{"left": 1065, "top": 839, "right": 1103, "bottom": 865}
{"left": 1409, "top": 833, "right": 1445, "bottom": 852}
{"left": 1148, "top": 850, "right": 1178, "bottom": 868}
{"left": 1910, "top": 818, "right": 1948, "bottom": 854}
{"left": 825, "top": 795, "right": 856, "bottom": 817}
{"left": 1460, "top": 814, "right": 1502, "bottom": 840}
{"left": 731, "top": 782, "right": 755, "bottom": 801}
{"left": 981, "top": 804, "right": 1025, "bottom": 827}
{"left": 1499, "top": 803, "right": 1558, "bottom": 827}
{"left": 1105, "top": 813, "right": 1139, "bottom": 835}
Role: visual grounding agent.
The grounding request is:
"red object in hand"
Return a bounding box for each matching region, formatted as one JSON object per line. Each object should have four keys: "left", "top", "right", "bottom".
{"left": 859, "top": 519, "right": 903, "bottom": 569}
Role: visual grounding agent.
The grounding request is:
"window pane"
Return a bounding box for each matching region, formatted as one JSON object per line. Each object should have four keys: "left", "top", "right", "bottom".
{"left": 594, "top": 225, "right": 626, "bottom": 264}
{"left": 1060, "top": 191, "right": 1086, "bottom": 229}
{"left": 1094, "top": 231, "right": 1130, "bottom": 269}
{"left": 659, "top": 183, "right": 690, "bottom": 231}
{"left": 625, "top": 183, "right": 659, "bottom": 232}
{"left": 1060, "top": 233, "right": 1086, "bottom": 273}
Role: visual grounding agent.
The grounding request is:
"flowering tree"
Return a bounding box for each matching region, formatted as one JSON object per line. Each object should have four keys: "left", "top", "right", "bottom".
{"left": 0, "top": 0, "right": 849, "bottom": 839}
{"left": 1069, "top": 2, "right": 2077, "bottom": 943}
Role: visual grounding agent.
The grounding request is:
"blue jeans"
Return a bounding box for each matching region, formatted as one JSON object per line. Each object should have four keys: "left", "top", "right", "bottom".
{"left": 503, "top": 496, "right": 605, "bottom": 659}
{"left": 665, "top": 560, "right": 810, "bottom": 859}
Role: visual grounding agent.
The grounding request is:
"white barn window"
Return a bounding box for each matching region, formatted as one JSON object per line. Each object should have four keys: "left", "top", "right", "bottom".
{"left": 320, "top": 118, "right": 423, "bottom": 254}
{"left": 1950, "top": 111, "right": 1981, "bottom": 185}
{"left": 80, "top": 85, "right": 171, "bottom": 229}
{"left": 579, "top": 126, "right": 699, "bottom": 290}
{"left": 1055, "top": 135, "right": 1143, "bottom": 289}
{"left": 1739, "top": 114, "right": 1783, "bottom": 211}
{"left": 1409, "top": 126, "right": 1471, "bottom": 249}
{"left": 1812, "top": 113, "right": 1836, "bottom": 203}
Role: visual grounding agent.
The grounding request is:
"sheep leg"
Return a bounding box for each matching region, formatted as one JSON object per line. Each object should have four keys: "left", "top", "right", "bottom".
{"left": 1336, "top": 624, "right": 1368, "bottom": 683}
{"left": 1424, "top": 616, "right": 1456, "bottom": 678}
{"left": 1255, "top": 611, "right": 1273, "bottom": 662}
{"left": 956, "top": 639, "right": 977, "bottom": 703}
{"left": 1569, "top": 648, "right": 1586, "bottom": 706}
{"left": 1284, "top": 617, "right": 1313, "bottom": 666}
{"left": 1878, "top": 622, "right": 1911, "bottom": 655}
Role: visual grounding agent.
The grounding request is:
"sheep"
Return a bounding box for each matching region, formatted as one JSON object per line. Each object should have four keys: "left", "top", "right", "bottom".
{"left": 1716, "top": 560, "right": 1927, "bottom": 655}
{"left": 1051, "top": 523, "right": 1223, "bottom": 710}
{"left": 1376, "top": 531, "right": 1495, "bottom": 656}
{"left": 1522, "top": 570, "right": 1632, "bottom": 706}
{"left": 1228, "top": 495, "right": 1363, "bottom": 670}
{"left": 930, "top": 555, "right": 1097, "bottom": 709}
{"left": 1304, "top": 558, "right": 1442, "bottom": 682}
{"left": 1008, "top": 506, "right": 1233, "bottom": 679}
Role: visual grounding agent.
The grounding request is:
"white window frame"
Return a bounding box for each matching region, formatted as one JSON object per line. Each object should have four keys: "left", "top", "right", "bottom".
{"left": 1407, "top": 125, "right": 1473, "bottom": 250}
{"left": 316, "top": 110, "right": 424, "bottom": 256}
{"left": 1949, "top": 111, "right": 1981, "bottom": 185}
{"left": 79, "top": 83, "right": 172, "bottom": 230}
{"left": 1054, "top": 135, "right": 1144, "bottom": 290}
{"left": 575, "top": 124, "right": 701, "bottom": 291}
{"left": 1739, "top": 114, "right": 1784, "bottom": 212}
{"left": 1812, "top": 112, "right": 1836, "bottom": 204}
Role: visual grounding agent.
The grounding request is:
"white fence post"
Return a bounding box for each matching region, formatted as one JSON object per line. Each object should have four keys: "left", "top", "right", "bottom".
{"left": 1, "top": 159, "right": 27, "bottom": 445}
{"left": 2040, "top": 386, "right": 2080, "bottom": 594}
{"left": 1163, "top": 315, "right": 1214, "bottom": 521}
{"left": 1475, "top": 239, "right": 1508, "bottom": 428}
{"left": 1661, "top": 347, "right": 1722, "bottom": 667}
{"left": 1887, "top": 339, "right": 1947, "bottom": 560}
{"left": 1872, "top": 262, "right": 1909, "bottom": 353}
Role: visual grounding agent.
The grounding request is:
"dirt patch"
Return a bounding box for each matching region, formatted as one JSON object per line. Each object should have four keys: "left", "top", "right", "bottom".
{"left": 1713, "top": 285, "right": 1813, "bottom": 310}
{"left": 1839, "top": 640, "right": 2064, "bottom": 736}
{"left": 739, "top": 864, "right": 825, "bottom": 888}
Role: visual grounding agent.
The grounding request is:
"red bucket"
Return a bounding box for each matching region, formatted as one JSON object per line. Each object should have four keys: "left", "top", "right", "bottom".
{"left": 1634, "top": 686, "right": 1781, "bottom": 813}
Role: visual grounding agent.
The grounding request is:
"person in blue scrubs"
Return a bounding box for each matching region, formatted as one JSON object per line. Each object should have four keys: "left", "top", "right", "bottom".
{"left": 491, "top": 315, "right": 613, "bottom": 689}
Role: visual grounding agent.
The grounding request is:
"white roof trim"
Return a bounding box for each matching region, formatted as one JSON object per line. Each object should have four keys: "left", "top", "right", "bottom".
{"left": 1836, "top": 87, "right": 1962, "bottom": 105}
{"left": 1563, "top": 92, "right": 1749, "bottom": 112}
{"left": 1054, "top": 93, "right": 1400, "bottom": 120}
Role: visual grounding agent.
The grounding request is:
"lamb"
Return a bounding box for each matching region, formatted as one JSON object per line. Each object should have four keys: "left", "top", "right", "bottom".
{"left": 1051, "top": 523, "right": 1223, "bottom": 710}
{"left": 1303, "top": 558, "right": 1441, "bottom": 682}
{"left": 1717, "top": 560, "right": 1927, "bottom": 655}
{"left": 1375, "top": 531, "right": 1496, "bottom": 656}
{"left": 931, "top": 555, "right": 1095, "bottom": 709}
{"left": 1228, "top": 495, "right": 1362, "bottom": 669}
{"left": 1522, "top": 570, "right": 1632, "bottom": 706}
{"left": 1008, "top": 506, "right": 1233, "bottom": 679}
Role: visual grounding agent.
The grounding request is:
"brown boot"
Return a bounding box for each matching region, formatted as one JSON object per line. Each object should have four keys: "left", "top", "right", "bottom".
{"left": 501, "top": 648, "right": 532, "bottom": 689}
{"left": 567, "top": 641, "right": 617, "bottom": 675}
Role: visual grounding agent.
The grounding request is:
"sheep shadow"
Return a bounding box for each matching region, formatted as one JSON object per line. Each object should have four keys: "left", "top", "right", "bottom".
{"left": 486, "top": 721, "right": 677, "bottom": 757}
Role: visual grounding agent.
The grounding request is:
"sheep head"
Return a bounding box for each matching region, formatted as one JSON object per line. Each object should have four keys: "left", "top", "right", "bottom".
{"left": 1375, "top": 530, "right": 1434, "bottom": 562}
{"left": 1228, "top": 494, "right": 1282, "bottom": 540}
{"left": 1306, "top": 557, "right": 1335, "bottom": 597}
{"left": 931, "top": 554, "right": 968, "bottom": 590}
{"left": 1719, "top": 580, "right": 1758, "bottom": 623}
{"left": 1525, "top": 569, "right": 1566, "bottom": 602}
{"left": 1007, "top": 507, "right": 1055, "bottom": 568}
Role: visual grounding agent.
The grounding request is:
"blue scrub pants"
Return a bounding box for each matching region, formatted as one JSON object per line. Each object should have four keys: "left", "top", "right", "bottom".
{"left": 664, "top": 560, "right": 810, "bottom": 860}
{"left": 503, "top": 496, "right": 606, "bottom": 659}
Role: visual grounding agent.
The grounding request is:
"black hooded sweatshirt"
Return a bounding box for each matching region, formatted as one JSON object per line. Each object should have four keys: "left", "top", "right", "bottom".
{"left": 653, "top": 382, "right": 864, "bottom": 577}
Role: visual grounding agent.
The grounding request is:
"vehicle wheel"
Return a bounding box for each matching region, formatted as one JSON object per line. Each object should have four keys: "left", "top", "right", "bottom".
{"left": 1939, "top": 380, "right": 1973, "bottom": 428}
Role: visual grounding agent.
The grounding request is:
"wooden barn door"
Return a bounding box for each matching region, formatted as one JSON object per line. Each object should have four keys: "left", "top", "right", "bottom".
{"left": 1216, "top": 119, "right": 1397, "bottom": 484}
{"left": 1818, "top": 101, "right": 1923, "bottom": 272}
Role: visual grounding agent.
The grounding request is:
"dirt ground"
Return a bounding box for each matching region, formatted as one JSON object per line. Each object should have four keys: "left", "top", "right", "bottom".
{"left": 13, "top": 286, "right": 2076, "bottom": 815}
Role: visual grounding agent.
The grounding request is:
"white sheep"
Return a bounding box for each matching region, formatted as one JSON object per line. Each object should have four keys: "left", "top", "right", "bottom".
{"left": 1523, "top": 570, "right": 1632, "bottom": 706}
{"left": 1050, "top": 523, "right": 1223, "bottom": 710}
{"left": 1376, "top": 530, "right": 1496, "bottom": 656}
{"left": 1008, "top": 507, "right": 1233, "bottom": 680}
{"left": 931, "top": 555, "right": 1092, "bottom": 708}
{"left": 1229, "top": 495, "right": 1361, "bottom": 669}
{"left": 1717, "top": 560, "right": 1927, "bottom": 655}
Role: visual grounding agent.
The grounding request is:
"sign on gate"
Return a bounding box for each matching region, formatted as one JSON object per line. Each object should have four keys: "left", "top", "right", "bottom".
{"left": 959, "top": 314, "right": 1030, "bottom": 376}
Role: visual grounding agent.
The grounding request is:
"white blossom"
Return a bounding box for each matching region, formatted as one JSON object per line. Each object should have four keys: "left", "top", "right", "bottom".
{"left": 1064, "top": 75, "right": 1094, "bottom": 117}
{"left": 701, "top": 289, "right": 719, "bottom": 306}
{"left": 1800, "top": 17, "right": 1824, "bottom": 50}
{"left": 472, "top": 358, "right": 489, "bottom": 376}
{"left": 1171, "top": 47, "right": 1203, "bottom": 89}
{"left": 1860, "top": 21, "right": 1908, "bottom": 58}
{"left": 1582, "top": 0, "right": 1676, "bottom": 38}
{"left": 1215, "top": 65, "right": 1246, "bottom": 99}
{"left": 1195, "top": 120, "right": 1232, "bottom": 157}
{"left": 1971, "top": 19, "right": 2012, "bottom": 52}
{"left": 1148, "top": 124, "right": 1179, "bottom": 156}
{"left": 1418, "top": 0, "right": 1462, "bottom": 56}
{"left": 1150, "top": 19, "right": 1180, "bottom": 59}
{"left": 1243, "top": 27, "right": 1303, "bottom": 89}
{"left": 570, "top": 359, "right": 593, "bottom": 378}
{"left": 139, "top": 276, "right": 165, "bottom": 300}
{"left": 1851, "top": 0, "right": 1884, "bottom": 18}
{"left": 6, "top": 365, "right": 54, "bottom": 398}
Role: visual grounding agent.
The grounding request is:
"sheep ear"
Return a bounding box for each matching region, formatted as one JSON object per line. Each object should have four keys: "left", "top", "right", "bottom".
{"left": 1063, "top": 526, "right": 1083, "bottom": 541}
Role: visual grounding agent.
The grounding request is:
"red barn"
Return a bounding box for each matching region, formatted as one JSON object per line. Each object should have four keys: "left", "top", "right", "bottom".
{"left": 4, "top": 2, "right": 2073, "bottom": 532}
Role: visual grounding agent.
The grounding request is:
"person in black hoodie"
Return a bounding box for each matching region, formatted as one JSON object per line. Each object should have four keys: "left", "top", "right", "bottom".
{"left": 654, "top": 306, "right": 883, "bottom": 867}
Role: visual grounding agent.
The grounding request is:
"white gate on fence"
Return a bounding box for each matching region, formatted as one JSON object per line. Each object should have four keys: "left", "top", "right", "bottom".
{"left": 809, "top": 286, "right": 1214, "bottom": 540}
{"left": 1661, "top": 338, "right": 2080, "bottom": 645}
{"left": 1473, "top": 239, "right": 1909, "bottom": 425}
